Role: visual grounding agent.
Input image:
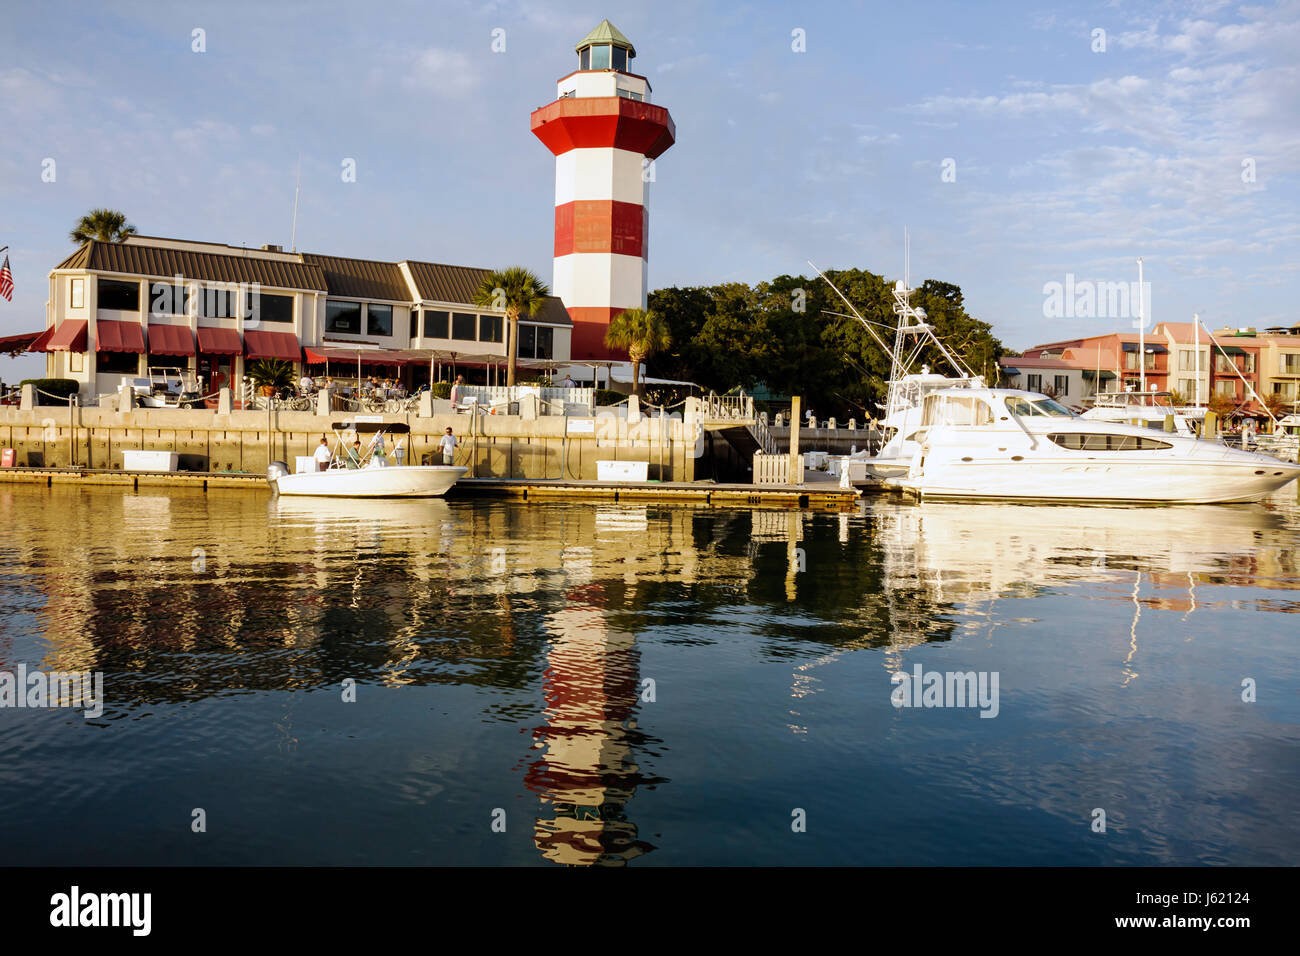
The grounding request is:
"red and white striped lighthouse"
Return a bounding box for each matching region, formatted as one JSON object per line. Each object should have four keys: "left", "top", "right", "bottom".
{"left": 531, "top": 20, "right": 675, "bottom": 362}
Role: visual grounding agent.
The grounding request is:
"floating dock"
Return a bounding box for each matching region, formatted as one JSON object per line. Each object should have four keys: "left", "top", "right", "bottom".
{"left": 0, "top": 467, "right": 859, "bottom": 510}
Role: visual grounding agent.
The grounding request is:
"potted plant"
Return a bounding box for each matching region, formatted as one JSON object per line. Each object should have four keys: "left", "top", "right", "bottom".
{"left": 246, "top": 359, "right": 295, "bottom": 397}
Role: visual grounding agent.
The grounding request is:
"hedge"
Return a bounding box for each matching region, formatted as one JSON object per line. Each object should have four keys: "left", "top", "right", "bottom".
{"left": 594, "top": 389, "right": 625, "bottom": 406}
{"left": 20, "top": 378, "right": 79, "bottom": 405}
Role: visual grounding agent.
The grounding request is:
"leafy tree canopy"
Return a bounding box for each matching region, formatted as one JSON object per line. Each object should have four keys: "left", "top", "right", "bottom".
{"left": 647, "top": 269, "right": 1007, "bottom": 419}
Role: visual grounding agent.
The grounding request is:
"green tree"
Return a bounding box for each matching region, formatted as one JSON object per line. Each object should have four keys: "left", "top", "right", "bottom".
{"left": 472, "top": 267, "right": 549, "bottom": 387}
{"left": 604, "top": 308, "right": 671, "bottom": 397}
{"left": 70, "top": 208, "right": 136, "bottom": 244}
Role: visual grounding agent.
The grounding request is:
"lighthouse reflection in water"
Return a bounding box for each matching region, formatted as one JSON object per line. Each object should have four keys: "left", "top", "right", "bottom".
{"left": 0, "top": 484, "right": 1297, "bottom": 866}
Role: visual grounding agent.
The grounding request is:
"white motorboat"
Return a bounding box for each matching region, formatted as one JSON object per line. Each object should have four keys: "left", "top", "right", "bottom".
{"left": 1254, "top": 414, "right": 1300, "bottom": 463}
{"left": 267, "top": 421, "right": 466, "bottom": 498}
{"left": 885, "top": 387, "right": 1300, "bottom": 504}
{"left": 1082, "top": 390, "right": 1200, "bottom": 438}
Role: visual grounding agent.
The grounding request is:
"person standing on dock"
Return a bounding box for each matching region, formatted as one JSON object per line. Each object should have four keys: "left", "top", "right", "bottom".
{"left": 313, "top": 437, "right": 332, "bottom": 471}
{"left": 439, "top": 427, "right": 457, "bottom": 465}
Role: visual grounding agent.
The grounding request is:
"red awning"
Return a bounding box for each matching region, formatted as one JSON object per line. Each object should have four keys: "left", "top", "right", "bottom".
{"left": 196, "top": 327, "right": 243, "bottom": 355}
{"left": 46, "top": 320, "right": 89, "bottom": 352}
{"left": 28, "top": 327, "right": 56, "bottom": 352}
{"left": 95, "top": 320, "right": 146, "bottom": 353}
{"left": 304, "top": 346, "right": 413, "bottom": 367}
{"left": 244, "top": 330, "right": 301, "bottom": 361}
{"left": 147, "top": 324, "right": 195, "bottom": 356}
{"left": 0, "top": 330, "right": 43, "bottom": 354}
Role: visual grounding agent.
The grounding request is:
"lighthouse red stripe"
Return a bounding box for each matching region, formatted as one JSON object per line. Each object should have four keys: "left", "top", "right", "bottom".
{"left": 554, "top": 200, "right": 645, "bottom": 257}
{"left": 531, "top": 97, "right": 675, "bottom": 159}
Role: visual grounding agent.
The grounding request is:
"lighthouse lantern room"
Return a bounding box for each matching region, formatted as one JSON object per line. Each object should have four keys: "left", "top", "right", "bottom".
{"left": 531, "top": 20, "right": 675, "bottom": 363}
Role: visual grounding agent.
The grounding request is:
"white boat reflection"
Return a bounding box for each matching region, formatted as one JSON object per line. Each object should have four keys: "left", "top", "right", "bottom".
{"left": 872, "top": 498, "right": 1287, "bottom": 606}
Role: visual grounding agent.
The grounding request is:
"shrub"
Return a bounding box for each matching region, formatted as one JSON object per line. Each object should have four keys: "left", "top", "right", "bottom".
{"left": 20, "top": 378, "right": 79, "bottom": 405}
{"left": 594, "top": 389, "right": 625, "bottom": 406}
{"left": 430, "top": 381, "right": 452, "bottom": 399}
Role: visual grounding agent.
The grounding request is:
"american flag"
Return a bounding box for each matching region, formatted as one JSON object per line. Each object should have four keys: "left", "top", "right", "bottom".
{"left": 0, "top": 256, "right": 12, "bottom": 301}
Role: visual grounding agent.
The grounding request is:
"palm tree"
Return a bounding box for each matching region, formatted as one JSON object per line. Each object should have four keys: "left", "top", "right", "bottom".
{"left": 472, "top": 267, "right": 549, "bottom": 386}
{"left": 604, "top": 308, "right": 670, "bottom": 397}
{"left": 69, "top": 208, "right": 137, "bottom": 244}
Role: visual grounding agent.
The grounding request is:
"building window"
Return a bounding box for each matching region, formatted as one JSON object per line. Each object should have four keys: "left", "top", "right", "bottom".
{"left": 515, "top": 325, "right": 554, "bottom": 359}
{"left": 98, "top": 279, "right": 140, "bottom": 311}
{"left": 1026, "top": 373, "right": 1042, "bottom": 393}
{"left": 611, "top": 46, "right": 628, "bottom": 71}
{"left": 1215, "top": 380, "right": 1236, "bottom": 397}
{"left": 1243, "top": 353, "right": 1256, "bottom": 373}
{"left": 1214, "top": 353, "right": 1236, "bottom": 373}
{"left": 149, "top": 280, "right": 191, "bottom": 317}
{"left": 1179, "top": 379, "right": 1197, "bottom": 396}
{"left": 366, "top": 304, "right": 393, "bottom": 337}
{"left": 579, "top": 47, "right": 590, "bottom": 70}
{"left": 247, "top": 291, "right": 294, "bottom": 323}
{"left": 325, "top": 300, "right": 362, "bottom": 334}
{"left": 479, "top": 315, "right": 503, "bottom": 343}
{"left": 199, "top": 286, "right": 239, "bottom": 319}
{"left": 452, "top": 312, "right": 477, "bottom": 341}
{"left": 410, "top": 311, "right": 418, "bottom": 339}
{"left": 424, "top": 310, "right": 450, "bottom": 339}
{"left": 1179, "top": 350, "right": 1196, "bottom": 371}
{"left": 590, "top": 44, "right": 611, "bottom": 69}
{"left": 1124, "top": 351, "right": 1137, "bottom": 370}
{"left": 70, "top": 278, "right": 84, "bottom": 309}
{"left": 96, "top": 351, "right": 139, "bottom": 374}
{"left": 1273, "top": 381, "right": 1297, "bottom": 401}
{"left": 1054, "top": 375, "right": 1069, "bottom": 396}
{"left": 616, "top": 88, "right": 645, "bottom": 101}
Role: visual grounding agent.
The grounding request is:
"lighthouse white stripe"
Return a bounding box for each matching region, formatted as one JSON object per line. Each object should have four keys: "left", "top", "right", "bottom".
{"left": 552, "top": 254, "right": 647, "bottom": 310}
{"left": 554, "top": 148, "right": 650, "bottom": 207}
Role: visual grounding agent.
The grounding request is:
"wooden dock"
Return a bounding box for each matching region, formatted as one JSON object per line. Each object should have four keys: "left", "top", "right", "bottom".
{"left": 0, "top": 467, "right": 859, "bottom": 509}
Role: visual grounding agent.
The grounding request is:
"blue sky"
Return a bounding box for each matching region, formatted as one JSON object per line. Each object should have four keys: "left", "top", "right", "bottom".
{"left": 2, "top": 0, "right": 1297, "bottom": 379}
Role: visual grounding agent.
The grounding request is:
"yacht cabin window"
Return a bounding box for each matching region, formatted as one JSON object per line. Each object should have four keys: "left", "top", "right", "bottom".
{"left": 921, "top": 395, "right": 994, "bottom": 427}
{"left": 1004, "top": 396, "right": 1074, "bottom": 417}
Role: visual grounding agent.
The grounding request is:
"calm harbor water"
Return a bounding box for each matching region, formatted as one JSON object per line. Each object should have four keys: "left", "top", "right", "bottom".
{"left": 0, "top": 482, "right": 1297, "bottom": 866}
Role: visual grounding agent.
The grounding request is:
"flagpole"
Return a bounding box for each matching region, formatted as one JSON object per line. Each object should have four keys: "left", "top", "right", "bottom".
{"left": 1137, "top": 257, "right": 1145, "bottom": 394}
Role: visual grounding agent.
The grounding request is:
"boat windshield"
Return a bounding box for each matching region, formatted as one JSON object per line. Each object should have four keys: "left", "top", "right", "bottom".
{"left": 1005, "top": 396, "right": 1075, "bottom": 417}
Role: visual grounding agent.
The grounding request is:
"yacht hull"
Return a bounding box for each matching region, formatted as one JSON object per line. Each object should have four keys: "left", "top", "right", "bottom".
{"left": 271, "top": 465, "right": 467, "bottom": 498}
{"left": 889, "top": 458, "right": 1299, "bottom": 504}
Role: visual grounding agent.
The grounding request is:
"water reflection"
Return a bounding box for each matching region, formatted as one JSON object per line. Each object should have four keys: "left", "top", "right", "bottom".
{"left": 0, "top": 482, "right": 1296, "bottom": 865}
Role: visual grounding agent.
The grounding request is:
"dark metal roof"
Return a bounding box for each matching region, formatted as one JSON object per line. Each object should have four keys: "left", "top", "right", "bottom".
{"left": 403, "top": 261, "right": 494, "bottom": 304}
{"left": 301, "top": 253, "right": 412, "bottom": 302}
{"left": 53, "top": 241, "right": 328, "bottom": 292}
{"left": 530, "top": 296, "right": 573, "bottom": 327}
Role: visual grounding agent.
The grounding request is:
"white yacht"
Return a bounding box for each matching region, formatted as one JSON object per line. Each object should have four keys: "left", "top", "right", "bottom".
{"left": 1254, "top": 414, "right": 1300, "bottom": 463}
{"left": 267, "top": 421, "right": 466, "bottom": 498}
{"left": 884, "top": 387, "right": 1300, "bottom": 504}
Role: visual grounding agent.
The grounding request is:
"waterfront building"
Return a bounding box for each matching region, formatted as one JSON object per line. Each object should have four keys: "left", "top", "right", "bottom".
{"left": 1002, "top": 322, "right": 1300, "bottom": 414}
{"left": 531, "top": 20, "right": 675, "bottom": 362}
{"left": 24, "top": 235, "right": 574, "bottom": 401}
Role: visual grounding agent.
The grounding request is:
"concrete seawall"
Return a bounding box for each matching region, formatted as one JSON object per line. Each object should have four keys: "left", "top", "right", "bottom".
{"left": 0, "top": 405, "right": 700, "bottom": 481}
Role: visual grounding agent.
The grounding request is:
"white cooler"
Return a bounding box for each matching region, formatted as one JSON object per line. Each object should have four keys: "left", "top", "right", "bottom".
{"left": 122, "top": 450, "right": 179, "bottom": 472}
{"left": 295, "top": 456, "right": 319, "bottom": 474}
{"left": 597, "top": 460, "right": 649, "bottom": 482}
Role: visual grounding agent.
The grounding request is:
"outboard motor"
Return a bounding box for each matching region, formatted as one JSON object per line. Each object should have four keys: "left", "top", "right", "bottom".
{"left": 267, "top": 460, "right": 289, "bottom": 490}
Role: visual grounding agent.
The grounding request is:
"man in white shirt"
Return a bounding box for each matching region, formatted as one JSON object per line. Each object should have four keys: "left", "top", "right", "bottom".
{"left": 312, "top": 437, "right": 332, "bottom": 471}
{"left": 439, "top": 427, "right": 457, "bottom": 465}
{"left": 300, "top": 374, "right": 314, "bottom": 392}
{"left": 562, "top": 374, "right": 576, "bottom": 388}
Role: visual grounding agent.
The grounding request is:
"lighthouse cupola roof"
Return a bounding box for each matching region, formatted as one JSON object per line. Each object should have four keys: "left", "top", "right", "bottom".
{"left": 575, "top": 19, "right": 636, "bottom": 71}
